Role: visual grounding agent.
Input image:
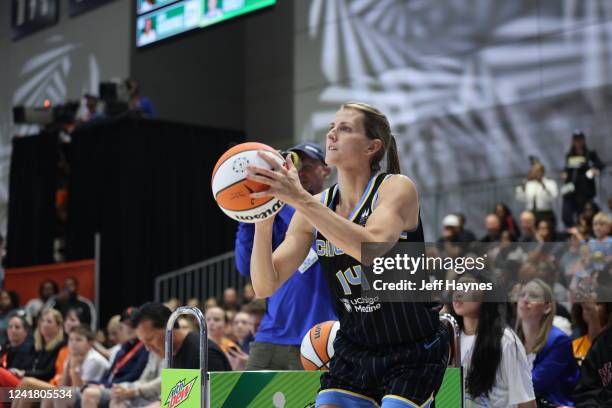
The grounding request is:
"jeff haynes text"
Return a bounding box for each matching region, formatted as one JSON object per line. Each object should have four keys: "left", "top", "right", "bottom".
{"left": 372, "top": 279, "right": 493, "bottom": 292}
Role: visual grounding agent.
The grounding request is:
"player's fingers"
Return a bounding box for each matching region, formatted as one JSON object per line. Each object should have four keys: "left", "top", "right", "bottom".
{"left": 249, "top": 190, "right": 274, "bottom": 199}
{"left": 246, "top": 172, "right": 275, "bottom": 185}
{"left": 257, "top": 150, "right": 283, "bottom": 169}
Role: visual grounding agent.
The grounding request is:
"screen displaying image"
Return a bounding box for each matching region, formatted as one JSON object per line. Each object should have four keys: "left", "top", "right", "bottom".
{"left": 136, "top": 0, "right": 201, "bottom": 47}
{"left": 136, "top": 0, "right": 276, "bottom": 47}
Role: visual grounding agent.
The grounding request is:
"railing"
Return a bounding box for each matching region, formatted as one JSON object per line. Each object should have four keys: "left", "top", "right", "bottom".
{"left": 154, "top": 251, "right": 245, "bottom": 304}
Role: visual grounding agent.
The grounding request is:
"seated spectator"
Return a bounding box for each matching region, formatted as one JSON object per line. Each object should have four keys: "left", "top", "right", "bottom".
{"left": 1, "top": 312, "right": 34, "bottom": 372}
{"left": 438, "top": 214, "right": 462, "bottom": 243}
{"left": 0, "top": 290, "right": 21, "bottom": 345}
{"left": 589, "top": 212, "right": 611, "bottom": 258}
{"left": 451, "top": 273, "right": 535, "bottom": 407}
{"left": 163, "top": 298, "right": 180, "bottom": 311}
{"left": 516, "top": 279, "right": 580, "bottom": 406}
{"left": 222, "top": 288, "right": 239, "bottom": 312}
{"left": 0, "top": 309, "right": 65, "bottom": 386}
{"left": 186, "top": 298, "right": 201, "bottom": 309}
{"left": 480, "top": 214, "right": 503, "bottom": 243}
{"left": 573, "top": 304, "right": 612, "bottom": 406}
{"left": 231, "top": 311, "right": 254, "bottom": 353}
{"left": 205, "top": 306, "right": 238, "bottom": 353}
{"left": 241, "top": 299, "right": 266, "bottom": 334}
{"left": 572, "top": 300, "right": 610, "bottom": 363}
{"left": 177, "top": 315, "right": 198, "bottom": 333}
{"left": 94, "top": 314, "right": 121, "bottom": 361}
{"left": 24, "top": 280, "right": 59, "bottom": 327}
{"left": 519, "top": 211, "right": 538, "bottom": 243}
{"left": 45, "top": 277, "right": 96, "bottom": 331}
{"left": 242, "top": 284, "right": 255, "bottom": 304}
{"left": 136, "top": 303, "right": 230, "bottom": 372}
{"left": 495, "top": 202, "right": 520, "bottom": 239}
{"left": 456, "top": 213, "right": 477, "bottom": 243}
{"left": 78, "top": 307, "right": 149, "bottom": 408}
{"left": 204, "top": 297, "right": 218, "bottom": 309}
{"left": 536, "top": 219, "right": 555, "bottom": 243}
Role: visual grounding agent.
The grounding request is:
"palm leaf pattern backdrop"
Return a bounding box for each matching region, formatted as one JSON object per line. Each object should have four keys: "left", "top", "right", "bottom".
{"left": 296, "top": 0, "right": 612, "bottom": 237}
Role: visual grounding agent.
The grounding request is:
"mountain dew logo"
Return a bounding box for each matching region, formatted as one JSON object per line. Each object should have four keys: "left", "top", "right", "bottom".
{"left": 164, "top": 377, "right": 197, "bottom": 408}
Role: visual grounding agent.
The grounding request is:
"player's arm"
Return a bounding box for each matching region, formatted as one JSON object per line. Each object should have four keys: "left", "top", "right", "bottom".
{"left": 251, "top": 209, "right": 314, "bottom": 298}
{"left": 297, "top": 175, "right": 418, "bottom": 262}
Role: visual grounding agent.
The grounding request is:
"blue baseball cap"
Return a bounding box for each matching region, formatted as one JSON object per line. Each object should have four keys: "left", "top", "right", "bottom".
{"left": 287, "top": 142, "right": 326, "bottom": 163}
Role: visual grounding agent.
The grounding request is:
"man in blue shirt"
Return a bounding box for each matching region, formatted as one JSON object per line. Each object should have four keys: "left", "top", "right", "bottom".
{"left": 235, "top": 142, "right": 336, "bottom": 370}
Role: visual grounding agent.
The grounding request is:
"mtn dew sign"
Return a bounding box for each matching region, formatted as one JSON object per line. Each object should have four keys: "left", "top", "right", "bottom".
{"left": 207, "top": 369, "right": 462, "bottom": 407}
{"left": 162, "top": 369, "right": 202, "bottom": 408}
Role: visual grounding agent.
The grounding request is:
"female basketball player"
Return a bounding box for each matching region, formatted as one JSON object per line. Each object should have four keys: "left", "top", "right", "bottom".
{"left": 247, "top": 102, "right": 449, "bottom": 408}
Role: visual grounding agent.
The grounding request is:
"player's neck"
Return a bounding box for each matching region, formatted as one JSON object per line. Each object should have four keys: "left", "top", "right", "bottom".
{"left": 336, "top": 171, "right": 374, "bottom": 216}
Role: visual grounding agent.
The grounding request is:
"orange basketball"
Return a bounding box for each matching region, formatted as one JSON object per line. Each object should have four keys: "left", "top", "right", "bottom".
{"left": 211, "top": 142, "right": 285, "bottom": 223}
{"left": 300, "top": 320, "right": 340, "bottom": 370}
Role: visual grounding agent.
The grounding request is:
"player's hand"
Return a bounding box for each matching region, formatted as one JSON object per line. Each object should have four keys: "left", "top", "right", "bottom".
{"left": 246, "top": 151, "right": 309, "bottom": 207}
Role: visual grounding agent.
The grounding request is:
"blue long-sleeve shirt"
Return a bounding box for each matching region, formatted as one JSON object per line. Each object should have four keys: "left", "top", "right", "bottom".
{"left": 532, "top": 326, "right": 580, "bottom": 406}
{"left": 235, "top": 205, "right": 336, "bottom": 346}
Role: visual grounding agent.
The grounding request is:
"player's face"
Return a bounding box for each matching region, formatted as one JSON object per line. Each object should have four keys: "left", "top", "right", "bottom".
{"left": 326, "top": 108, "right": 376, "bottom": 169}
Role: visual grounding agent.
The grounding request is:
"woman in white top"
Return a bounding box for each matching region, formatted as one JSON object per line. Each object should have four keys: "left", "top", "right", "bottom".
{"left": 451, "top": 273, "right": 536, "bottom": 408}
{"left": 516, "top": 162, "right": 558, "bottom": 231}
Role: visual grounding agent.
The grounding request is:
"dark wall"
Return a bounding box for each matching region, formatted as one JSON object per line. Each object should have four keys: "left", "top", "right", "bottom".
{"left": 130, "top": 1, "right": 294, "bottom": 149}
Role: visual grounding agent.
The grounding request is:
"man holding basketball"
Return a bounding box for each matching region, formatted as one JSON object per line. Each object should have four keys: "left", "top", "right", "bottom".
{"left": 247, "top": 102, "right": 449, "bottom": 408}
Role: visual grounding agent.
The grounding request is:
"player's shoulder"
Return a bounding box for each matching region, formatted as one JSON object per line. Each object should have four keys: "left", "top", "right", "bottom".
{"left": 378, "top": 174, "right": 417, "bottom": 198}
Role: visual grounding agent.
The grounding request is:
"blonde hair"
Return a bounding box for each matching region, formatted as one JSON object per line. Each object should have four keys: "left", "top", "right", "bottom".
{"left": 515, "top": 278, "right": 555, "bottom": 354}
{"left": 593, "top": 212, "right": 610, "bottom": 225}
{"left": 106, "top": 315, "right": 121, "bottom": 332}
{"left": 34, "top": 308, "right": 65, "bottom": 351}
{"left": 340, "top": 102, "right": 400, "bottom": 174}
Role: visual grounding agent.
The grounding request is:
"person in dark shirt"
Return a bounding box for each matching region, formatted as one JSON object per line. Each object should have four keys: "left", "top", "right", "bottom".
{"left": 133, "top": 302, "right": 230, "bottom": 372}
{"left": 574, "top": 306, "right": 612, "bottom": 407}
{"left": 0, "top": 312, "right": 34, "bottom": 371}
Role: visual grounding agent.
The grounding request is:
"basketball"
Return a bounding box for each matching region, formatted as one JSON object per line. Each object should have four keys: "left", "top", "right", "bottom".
{"left": 300, "top": 320, "right": 340, "bottom": 370}
{"left": 211, "top": 142, "right": 286, "bottom": 223}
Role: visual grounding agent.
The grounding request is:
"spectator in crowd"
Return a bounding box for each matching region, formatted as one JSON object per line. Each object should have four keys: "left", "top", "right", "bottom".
{"left": 163, "top": 298, "right": 180, "bottom": 312}
{"left": 0, "top": 312, "right": 34, "bottom": 372}
{"left": 572, "top": 298, "right": 610, "bottom": 363}
{"left": 0, "top": 309, "right": 65, "bottom": 387}
{"left": 25, "top": 280, "right": 59, "bottom": 327}
{"left": 0, "top": 290, "right": 21, "bottom": 345}
{"left": 495, "top": 202, "right": 520, "bottom": 240}
{"left": 536, "top": 219, "right": 555, "bottom": 243}
{"left": 94, "top": 315, "right": 121, "bottom": 361}
{"left": 222, "top": 287, "right": 239, "bottom": 312}
{"left": 573, "top": 303, "right": 612, "bottom": 406}
{"left": 235, "top": 142, "right": 336, "bottom": 370}
{"left": 451, "top": 273, "right": 536, "bottom": 408}
{"left": 438, "top": 214, "right": 462, "bottom": 243}
{"left": 205, "top": 306, "right": 238, "bottom": 353}
{"left": 177, "top": 315, "right": 198, "bottom": 333}
{"left": 241, "top": 299, "right": 265, "bottom": 334}
{"left": 135, "top": 303, "right": 230, "bottom": 371}
{"left": 77, "top": 308, "right": 149, "bottom": 408}
{"left": 204, "top": 297, "right": 218, "bottom": 309}
{"left": 480, "top": 214, "right": 502, "bottom": 243}
{"left": 47, "top": 325, "right": 110, "bottom": 408}
{"left": 516, "top": 279, "right": 580, "bottom": 406}
{"left": 231, "top": 311, "right": 254, "bottom": 353}
{"left": 126, "top": 79, "right": 155, "bottom": 117}
{"left": 104, "top": 351, "right": 162, "bottom": 408}
{"left": 186, "top": 298, "right": 200, "bottom": 309}
{"left": 516, "top": 162, "right": 559, "bottom": 231}
{"left": 75, "top": 94, "right": 103, "bottom": 125}
{"left": 456, "top": 213, "right": 477, "bottom": 243}
{"left": 242, "top": 283, "right": 255, "bottom": 304}
{"left": 562, "top": 131, "right": 606, "bottom": 228}
{"left": 0, "top": 234, "right": 5, "bottom": 288}
{"left": 46, "top": 277, "right": 96, "bottom": 331}
{"left": 224, "top": 310, "right": 236, "bottom": 338}
{"left": 589, "top": 212, "right": 611, "bottom": 258}
{"left": 519, "top": 211, "right": 538, "bottom": 243}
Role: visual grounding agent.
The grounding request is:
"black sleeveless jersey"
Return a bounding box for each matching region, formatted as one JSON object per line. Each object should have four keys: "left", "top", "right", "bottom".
{"left": 315, "top": 173, "right": 440, "bottom": 347}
